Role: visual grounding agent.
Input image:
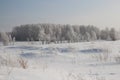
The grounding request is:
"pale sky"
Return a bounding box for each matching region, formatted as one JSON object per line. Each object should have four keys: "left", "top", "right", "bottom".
{"left": 0, "top": 0, "right": 120, "bottom": 31}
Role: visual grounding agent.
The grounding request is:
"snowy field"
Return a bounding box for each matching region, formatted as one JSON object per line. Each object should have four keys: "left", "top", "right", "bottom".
{"left": 0, "top": 41, "right": 120, "bottom": 80}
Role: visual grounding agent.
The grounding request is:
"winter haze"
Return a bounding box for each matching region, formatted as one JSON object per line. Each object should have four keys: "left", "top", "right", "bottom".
{"left": 1, "top": 0, "right": 120, "bottom": 80}
{"left": 1, "top": 0, "right": 120, "bottom": 31}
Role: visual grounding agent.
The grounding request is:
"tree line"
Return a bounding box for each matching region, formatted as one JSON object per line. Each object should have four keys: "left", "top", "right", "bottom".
{"left": 0, "top": 23, "right": 120, "bottom": 45}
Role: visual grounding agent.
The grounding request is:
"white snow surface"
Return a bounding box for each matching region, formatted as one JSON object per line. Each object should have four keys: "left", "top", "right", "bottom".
{"left": 0, "top": 41, "right": 120, "bottom": 80}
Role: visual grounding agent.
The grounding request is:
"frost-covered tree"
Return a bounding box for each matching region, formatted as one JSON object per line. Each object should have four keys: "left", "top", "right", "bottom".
{"left": 109, "top": 28, "right": 117, "bottom": 41}
{"left": 106, "top": 34, "right": 112, "bottom": 41}
{"left": 12, "top": 37, "right": 16, "bottom": 45}
{"left": 45, "top": 34, "right": 51, "bottom": 44}
{"left": 85, "top": 32, "right": 91, "bottom": 41}
{"left": 8, "top": 34, "right": 12, "bottom": 44}
{"left": 100, "top": 29, "right": 108, "bottom": 40}
{"left": 55, "top": 25, "right": 62, "bottom": 41}
{"left": 39, "top": 28, "right": 46, "bottom": 41}
{"left": 91, "top": 31, "right": 97, "bottom": 41}
{"left": 0, "top": 32, "right": 9, "bottom": 46}
{"left": 64, "top": 25, "right": 77, "bottom": 42}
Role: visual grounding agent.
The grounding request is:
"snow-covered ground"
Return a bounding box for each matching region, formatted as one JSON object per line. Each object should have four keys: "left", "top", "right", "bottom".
{"left": 0, "top": 41, "right": 120, "bottom": 80}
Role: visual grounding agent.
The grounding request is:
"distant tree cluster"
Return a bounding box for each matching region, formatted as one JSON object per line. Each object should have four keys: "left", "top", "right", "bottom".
{"left": 11, "top": 25, "right": 40, "bottom": 41}
{"left": 10, "top": 23, "right": 119, "bottom": 42}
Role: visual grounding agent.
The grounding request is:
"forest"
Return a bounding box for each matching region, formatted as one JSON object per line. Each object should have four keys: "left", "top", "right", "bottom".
{"left": 0, "top": 23, "right": 120, "bottom": 43}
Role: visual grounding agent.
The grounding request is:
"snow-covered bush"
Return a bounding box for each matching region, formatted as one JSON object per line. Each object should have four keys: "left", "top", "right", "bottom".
{"left": 92, "top": 48, "right": 111, "bottom": 62}
{"left": 17, "top": 58, "right": 28, "bottom": 69}
{"left": 97, "top": 52, "right": 109, "bottom": 62}
{"left": 0, "top": 55, "right": 6, "bottom": 67}
{"left": 0, "top": 53, "right": 28, "bottom": 69}
{"left": 0, "top": 54, "right": 18, "bottom": 67}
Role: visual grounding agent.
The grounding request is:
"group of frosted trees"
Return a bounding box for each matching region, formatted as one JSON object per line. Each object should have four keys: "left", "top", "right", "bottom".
{"left": 0, "top": 32, "right": 15, "bottom": 46}
{"left": 10, "top": 23, "right": 119, "bottom": 43}
{"left": 0, "top": 23, "right": 119, "bottom": 46}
